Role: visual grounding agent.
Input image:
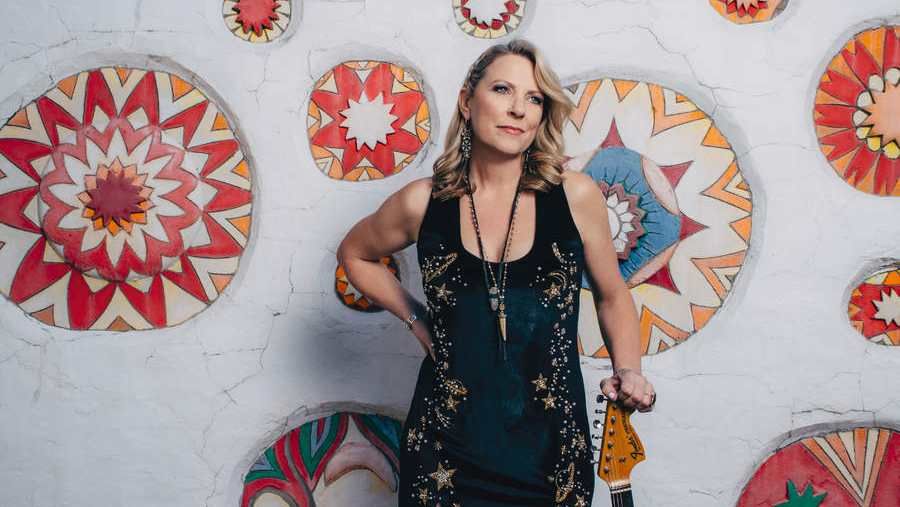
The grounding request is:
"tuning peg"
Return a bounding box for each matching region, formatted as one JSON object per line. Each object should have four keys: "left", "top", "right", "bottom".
{"left": 591, "top": 434, "right": 600, "bottom": 440}
{"left": 594, "top": 408, "right": 605, "bottom": 414}
{"left": 592, "top": 419, "right": 603, "bottom": 429}
{"left": 596, "top": 394, "right": 606, "bottom": 403}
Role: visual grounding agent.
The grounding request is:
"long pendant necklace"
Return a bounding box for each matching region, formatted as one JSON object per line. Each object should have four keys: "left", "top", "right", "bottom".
{"left": 464, "top": 172, "right": 522, "bottom": 360}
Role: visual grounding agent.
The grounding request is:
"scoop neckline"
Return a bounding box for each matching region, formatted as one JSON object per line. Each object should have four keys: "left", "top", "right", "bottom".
{"left": 456, "top": 189, "right": 540, "bottom": 266}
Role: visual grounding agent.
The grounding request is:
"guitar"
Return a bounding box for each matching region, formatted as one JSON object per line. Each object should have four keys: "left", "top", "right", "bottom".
{"left": 592, "top": 393, "right": 646, "bottom": 507}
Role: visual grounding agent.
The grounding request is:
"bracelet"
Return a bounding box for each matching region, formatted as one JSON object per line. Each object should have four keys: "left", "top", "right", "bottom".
{"left": 403, "top": 312, "right": 418, "bottom": 330}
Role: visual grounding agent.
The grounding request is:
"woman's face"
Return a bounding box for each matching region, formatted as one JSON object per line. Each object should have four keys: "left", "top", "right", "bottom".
{"left": 460, "top": 54, "right": 545, "bottom": 158}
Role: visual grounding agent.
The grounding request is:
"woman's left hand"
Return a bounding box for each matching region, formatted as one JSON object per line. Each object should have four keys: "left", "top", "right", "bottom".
{"left": 600, "top": 368, "right": 656, "bottom": 413}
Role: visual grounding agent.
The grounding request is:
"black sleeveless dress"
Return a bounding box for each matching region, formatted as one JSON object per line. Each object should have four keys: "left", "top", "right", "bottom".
{"left": 400, "top": 182, "right": 595, "bottom": 507}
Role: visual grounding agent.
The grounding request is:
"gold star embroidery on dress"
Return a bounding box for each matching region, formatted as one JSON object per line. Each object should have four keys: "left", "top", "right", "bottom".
{"left": 406, "top": 429, "right": 417, "bottom": 446}
{"left": 541, "top": 393, "right": 557, "bottom": 410}
{"left": 429, "top": 462, "right": 456, "bottom": 491}
{"left": 418, "top": 487, "right": 429, "bottom": 505}
{"left": 543, "top": 281, "right": 562, "bottom": 299}
{"left": 574, "top": 494, "right": 588, "bottom": 507}
{"left": 434, "top": 283, "right": 453, "bottom": 303}
{"left": 445, "top": 395, "right": 459, "bottom": 412}
{"left": 573, "top": 432, "right": 587, "bottom": 452}
{"left": 531, "top": 373, "right": 548, "bottom": 391}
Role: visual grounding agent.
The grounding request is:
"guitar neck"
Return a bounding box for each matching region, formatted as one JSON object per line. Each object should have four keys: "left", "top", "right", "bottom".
{"left": 610, "top": 486, "right": 634, "bottom": 507}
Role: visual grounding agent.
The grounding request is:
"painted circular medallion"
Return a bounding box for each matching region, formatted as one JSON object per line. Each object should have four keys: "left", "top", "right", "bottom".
{"left": 241, "top": 412, "right": 402, "bottom": 507}
{"left": 738, "top": 427, "right": 900, "bottom": 506}
{"left": 814, "top": 26, "right": 900, "bottom": 196}
{"left": 453, "top": 0, "right": 526, "bottom": 39}
{"left": 564, "top": 79, "right": 752, "bottom": 356}
{"left": 849, "top": 263, "right": 900, "bottom": 346}
{"left": 223, "top": 0, "right": 292, "bottom": 43}
{"left": 0, "top": 67, "right": 253, "bottom": 330}
{"left": 307, "top": 61, "right": 430, "bottom": 181}
{"left": 709, "top": 0, "right": 787, "bottom": 24}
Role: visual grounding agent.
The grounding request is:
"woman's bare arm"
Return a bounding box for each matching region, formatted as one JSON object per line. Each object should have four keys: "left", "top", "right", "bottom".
{"left": 336, "top": 177, "right": 435, "bottom": 356}
{"left": 562, "top": 171, "right": 654, "bottom": 411}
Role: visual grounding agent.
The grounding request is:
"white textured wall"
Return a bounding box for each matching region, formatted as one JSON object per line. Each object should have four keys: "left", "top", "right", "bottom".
{"left": 1, "top": 1, "right": 898, "bottom": 506}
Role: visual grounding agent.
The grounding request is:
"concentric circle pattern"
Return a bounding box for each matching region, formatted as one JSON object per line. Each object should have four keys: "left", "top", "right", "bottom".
{"left": 335, "top": 256, "right": 400, "bottom": 312}
{"left": 0, "top": 67, "right": 253, "bottom": 330}
{"left": 709, "top": 0, "right": 787, "bottom": 24}
{"left": 849, "top": 264, "right": 900, "bottom": 346}
{"left": 814, "top": 25, "right": 900, "bottom": 196}
{"left": 453, "top": 0, "right": 526, "bottom": 39}
{"left": 223, "top": 0, "right": 292, "bottom": 43}
{"left": 307, "top": 61, "right": 430, "bottom": 181}
{"left": 564, "top": 79, "right": 752, "bottom": 357}
{"left": 241, "top": 412, "right": 402, "bottom": 507}
{"left": 737, "top": 427, "right": 900, "bottom": 506}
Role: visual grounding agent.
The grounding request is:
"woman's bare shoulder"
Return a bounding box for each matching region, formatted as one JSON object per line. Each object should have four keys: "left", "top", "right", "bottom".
{"left": 559, "top": 170, "right": 599, "bottom": 205}
{"left": 392, "top": 177, "right": 433, "bottom": 217}
{"left": 370, "top": 176, "right": 434, "bottom": 243}
{"left": 403, "top": 176, "right": 434, "bottom": 199}
{"left": 558, "top": 169, "right": 611, "bottom": 245}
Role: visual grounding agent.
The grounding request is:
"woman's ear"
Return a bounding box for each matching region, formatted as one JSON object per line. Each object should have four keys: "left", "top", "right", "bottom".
{"left": 457, "top": 88, "right": 470, "bottom": 121}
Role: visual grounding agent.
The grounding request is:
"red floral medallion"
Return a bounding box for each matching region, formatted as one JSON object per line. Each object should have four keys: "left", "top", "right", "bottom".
{"left": 0, "top": 67, "right": 253, "bottom": 330}
{"left": 308, "top": 61, "right": 430, "bottom": 181}
{"left": 223, "top": 0, "right": 292, "bottom": 42}
{"left": 453, "top": 0, "right": 526, "bottom": 38}
{"left": 814, "top": 26, "right": 900, "bottom": 196}
{"left": 710, "top": 0, "right": 786, "bottom": 24}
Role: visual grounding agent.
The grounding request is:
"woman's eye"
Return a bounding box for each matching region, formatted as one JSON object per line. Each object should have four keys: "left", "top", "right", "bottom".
{"left": 493, "top": 85, "right": 509, "bottom": 93}
{"left": 529, "top": 96, "right": 544, "bottom": 105}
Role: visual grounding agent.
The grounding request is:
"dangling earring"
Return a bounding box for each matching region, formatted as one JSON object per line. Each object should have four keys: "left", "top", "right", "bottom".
{"left": 523, "top": 147, "right": 531, "bottom": 171}
{"left": 461, "top": 121, "right": 472, "bottom": 161}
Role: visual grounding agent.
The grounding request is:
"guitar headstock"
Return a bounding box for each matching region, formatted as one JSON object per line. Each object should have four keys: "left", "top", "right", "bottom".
{"left": 593, "top": 393, "right": 646, "bottom": 486}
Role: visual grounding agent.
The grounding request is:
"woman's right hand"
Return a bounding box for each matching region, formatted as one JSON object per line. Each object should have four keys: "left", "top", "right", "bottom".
{"left": 410, "top": 318, "right": 435, "bottom": 361}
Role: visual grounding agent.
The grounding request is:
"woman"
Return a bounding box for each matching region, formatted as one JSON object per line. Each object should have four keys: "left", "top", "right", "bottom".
{"left": 337, "top": 39, "right": 655, "bottom": 506}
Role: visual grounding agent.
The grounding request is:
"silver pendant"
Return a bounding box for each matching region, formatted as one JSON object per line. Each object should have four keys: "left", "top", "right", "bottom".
{"left": 488, "top": 286, "right": 499, "bottom": 311}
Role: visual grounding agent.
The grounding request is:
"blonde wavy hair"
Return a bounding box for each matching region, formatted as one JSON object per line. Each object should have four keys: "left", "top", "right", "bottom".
{"left": 432, "top": 39, "right": 574, "bottom": 200}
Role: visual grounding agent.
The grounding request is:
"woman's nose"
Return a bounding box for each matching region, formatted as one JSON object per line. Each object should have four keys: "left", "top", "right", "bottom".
{"left": 508, "top": 96, "right": 525, "bottom": 117}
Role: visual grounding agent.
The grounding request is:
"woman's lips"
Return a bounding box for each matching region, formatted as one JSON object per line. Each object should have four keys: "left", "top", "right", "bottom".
{"left": 498, "top": 126, "right": 524, "bottom": 135}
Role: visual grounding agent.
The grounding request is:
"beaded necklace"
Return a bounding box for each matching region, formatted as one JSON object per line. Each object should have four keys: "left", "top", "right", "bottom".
{"left": 464, "top": 171, "right": 522, "bottom": 361}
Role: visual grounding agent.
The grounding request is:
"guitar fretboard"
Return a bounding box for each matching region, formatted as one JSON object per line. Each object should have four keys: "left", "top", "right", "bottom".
{"left": 610, "top": 485, "right": 634, "bottom": 507}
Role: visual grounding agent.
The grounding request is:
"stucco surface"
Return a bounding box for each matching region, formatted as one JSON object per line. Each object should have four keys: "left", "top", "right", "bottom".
{"left": 0, "top": 1, "right": 898, "bottom": 506}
